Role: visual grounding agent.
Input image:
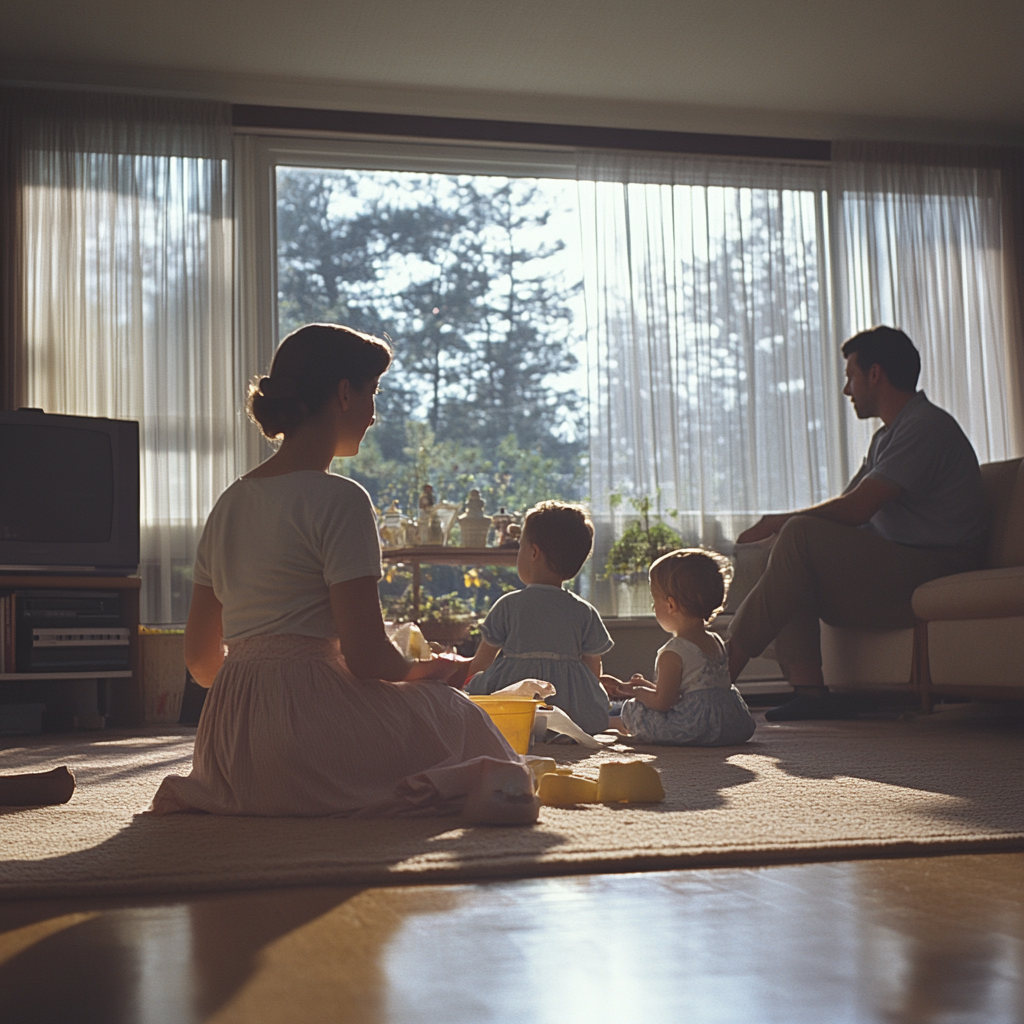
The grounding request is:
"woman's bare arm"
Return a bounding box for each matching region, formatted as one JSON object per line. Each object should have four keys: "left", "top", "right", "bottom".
{"left": 581, "top": 654, "right": 602, "bottom": 678}
{"left": 184, "top": 584, "right": 225, "bottom": 687}
{"left": 330, "top": 577, "right": 456, "bottom": 681}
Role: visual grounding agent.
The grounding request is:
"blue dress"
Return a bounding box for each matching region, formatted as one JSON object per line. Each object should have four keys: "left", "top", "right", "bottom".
{"left": 620, "top": 633, "right": 756, "bottom": 746}
{"left": 466, "top": 584, "right": 614, "bottom": 734}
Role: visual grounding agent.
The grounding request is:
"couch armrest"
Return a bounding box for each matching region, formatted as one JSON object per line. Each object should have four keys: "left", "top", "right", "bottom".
{"left": 912, "top": 566, "right": 1024, "bottom": 621}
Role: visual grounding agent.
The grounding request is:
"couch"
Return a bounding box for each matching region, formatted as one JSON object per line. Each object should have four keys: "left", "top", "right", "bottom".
{"left": 822, "top": 457, "right": 1024, "bottom": 708}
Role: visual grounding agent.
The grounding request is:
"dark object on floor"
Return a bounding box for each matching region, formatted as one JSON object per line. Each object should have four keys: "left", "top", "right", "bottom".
{"left": 0, "top": 765, "right": 76, "bottom": 806}
{"left": 764, "top": 690, "right": 858, "bottom": 721}
{"left": 178, "top": 670, "right": 208, "bottom": 726}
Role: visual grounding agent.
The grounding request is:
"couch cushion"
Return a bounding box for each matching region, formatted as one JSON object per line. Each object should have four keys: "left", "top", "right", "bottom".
{"left": 820, "top": 623, "right": 914, "bottom": 688}
{"left": 926, "top": 617, "right": 1024, "bottom": 688}
{"left": 912, "top": 565, "right": 1024, "bottom": 621}
{"left": 981, "top": 457, "right": 1024, "bottom": 568}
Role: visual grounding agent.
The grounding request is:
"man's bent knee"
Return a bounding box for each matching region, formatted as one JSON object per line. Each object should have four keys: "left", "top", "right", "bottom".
{"left": 773, "top": 515, "right": 832, "bottom": 558}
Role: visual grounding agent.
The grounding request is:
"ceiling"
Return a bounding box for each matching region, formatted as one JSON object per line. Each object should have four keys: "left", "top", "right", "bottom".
{"left": 3, "top": 0, "right": 1024, "bottom": 142}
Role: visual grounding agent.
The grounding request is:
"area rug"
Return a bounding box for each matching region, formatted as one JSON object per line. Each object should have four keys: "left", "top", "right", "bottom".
{"left": 1, "top": 705, "right": 1022, "bottom": 900}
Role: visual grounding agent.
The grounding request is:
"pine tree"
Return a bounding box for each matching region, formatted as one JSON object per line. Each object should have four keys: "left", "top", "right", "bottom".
{"left": 276, "top": 169, "right": 587, "bottom": 500}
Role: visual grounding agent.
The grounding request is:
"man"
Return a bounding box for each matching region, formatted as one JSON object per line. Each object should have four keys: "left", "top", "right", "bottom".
{"left": 728, "top": 326, "right": 988, "bottom": 720}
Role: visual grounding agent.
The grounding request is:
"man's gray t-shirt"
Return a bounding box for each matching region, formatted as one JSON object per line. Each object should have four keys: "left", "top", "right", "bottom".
{"left": 843, "top": 391, "right": 987, "bottom": 548}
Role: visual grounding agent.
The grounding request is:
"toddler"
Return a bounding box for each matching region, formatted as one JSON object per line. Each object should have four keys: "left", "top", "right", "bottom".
{"left": 461, "top": 501, "right": 614, "bottom": 735}
{"left": 604, "top": 548, "right": 756, "bottom": 746}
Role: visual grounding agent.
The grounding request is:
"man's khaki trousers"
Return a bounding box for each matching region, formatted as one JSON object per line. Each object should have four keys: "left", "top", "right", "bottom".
{"left": 729, "top": 516, "right": 982, "bottom": 668}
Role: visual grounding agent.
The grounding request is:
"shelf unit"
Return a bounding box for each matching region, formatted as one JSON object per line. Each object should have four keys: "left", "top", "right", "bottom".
{"left": 0, "top": 574, "right": 143, "bottom": 728}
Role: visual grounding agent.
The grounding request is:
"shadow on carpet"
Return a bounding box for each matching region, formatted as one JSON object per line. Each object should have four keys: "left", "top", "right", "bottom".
{"left": 2, "top": 703, "right": 1022, "bottom": 899}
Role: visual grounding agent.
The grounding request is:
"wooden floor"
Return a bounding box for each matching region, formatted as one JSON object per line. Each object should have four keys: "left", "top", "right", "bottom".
{"left": 1, "top": 853, "right": 1021, "bottom": 1024}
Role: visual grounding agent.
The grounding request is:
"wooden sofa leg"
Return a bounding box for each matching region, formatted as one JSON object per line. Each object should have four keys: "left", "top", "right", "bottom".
{"left": 914, "top": 622, "right": 933, "bottom": 713}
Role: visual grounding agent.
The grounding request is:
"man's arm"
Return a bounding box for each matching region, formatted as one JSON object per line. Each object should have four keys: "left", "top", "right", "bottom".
{"left": 736, "top": 476, "right": 901, "bottom": 545}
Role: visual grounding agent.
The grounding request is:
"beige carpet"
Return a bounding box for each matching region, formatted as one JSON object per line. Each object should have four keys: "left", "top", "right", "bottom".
{"left": 1, "top": 704, "right": 1022, "bottom": 900}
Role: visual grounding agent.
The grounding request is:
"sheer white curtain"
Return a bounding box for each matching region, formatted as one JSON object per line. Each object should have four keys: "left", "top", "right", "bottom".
{"left": 578, "top": 145, "right": 1023, "bottom": 608}
{"left": 577, "top": 152, "right": 843, "bottom": 579}
{"left": 831, "top": 141, "right": 1022, "bottom": 467}
{"left": 14, "top": 89, "right": 265, "bottom": 623}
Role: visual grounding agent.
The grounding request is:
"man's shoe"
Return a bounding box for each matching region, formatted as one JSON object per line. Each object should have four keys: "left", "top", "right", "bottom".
{"left": 764, "top": 691, "right": 856, "bottom": 722}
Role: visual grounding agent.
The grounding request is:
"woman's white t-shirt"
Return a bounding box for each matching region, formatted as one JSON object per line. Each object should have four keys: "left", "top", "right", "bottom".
{"left": 193, "top": 471, "right": 382, "bottom": 641}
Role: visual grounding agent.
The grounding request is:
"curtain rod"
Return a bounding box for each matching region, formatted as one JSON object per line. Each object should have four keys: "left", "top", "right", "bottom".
{"left": 231, "top": 105, "right": 831, "bottom": 162}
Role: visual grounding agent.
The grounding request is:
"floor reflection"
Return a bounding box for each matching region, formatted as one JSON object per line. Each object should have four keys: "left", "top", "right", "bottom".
{"left": 381, "top": 857, "right": 1023, "bottom": 1024}
{"left": 853, "top": 857, "right": 1024, "bottom": 1024}
{"left": 1, "top": 854, "right": 1020, "bottom": 1024}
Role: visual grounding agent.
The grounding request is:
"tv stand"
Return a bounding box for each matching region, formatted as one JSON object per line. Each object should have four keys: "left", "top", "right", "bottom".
{"left": 0, "top": 574, "right": 142, "bottom": 729}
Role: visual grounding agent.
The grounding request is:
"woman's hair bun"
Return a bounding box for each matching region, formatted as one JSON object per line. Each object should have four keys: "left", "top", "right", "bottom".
{"left": 248, "top": 374, "right": 304, "bottom": 439}
{"left": 246, "top": 323, "right": 393, "bottom": 440}
{"left": 257, "top": 375, "right": 296, "bottom": 400}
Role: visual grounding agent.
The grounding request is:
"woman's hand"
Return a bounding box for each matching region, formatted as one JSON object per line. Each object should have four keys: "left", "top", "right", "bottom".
{"left": 404, "top": 653, "right": 466, "bottom": 684}
{"left": 331, "top": 577, "right": 426, "bottom": 681}
{"left": 447, "top": 640, "right": 500, "bottom": 691}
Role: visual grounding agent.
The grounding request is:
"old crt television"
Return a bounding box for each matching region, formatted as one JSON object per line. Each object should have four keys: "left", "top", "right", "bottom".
{"left": 0, "top": 409, "right": 140, "bottom": 575}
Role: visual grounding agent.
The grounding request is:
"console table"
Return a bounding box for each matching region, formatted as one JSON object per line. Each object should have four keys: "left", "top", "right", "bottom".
{"left": 381, "top": 546, "right": 519, "bottom": 621}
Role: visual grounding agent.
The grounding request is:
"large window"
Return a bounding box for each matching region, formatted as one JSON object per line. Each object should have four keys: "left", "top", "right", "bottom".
{"left": 257, "top": 139, "right": 1017, "bottom": 618}
{"left": 19, "top": 112, "right": 1019, "bottom": 622}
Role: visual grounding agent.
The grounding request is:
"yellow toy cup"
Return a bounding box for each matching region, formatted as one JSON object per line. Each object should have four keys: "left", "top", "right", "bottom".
{"left": 468, "top": 695, "right": 539, "bottom": 754}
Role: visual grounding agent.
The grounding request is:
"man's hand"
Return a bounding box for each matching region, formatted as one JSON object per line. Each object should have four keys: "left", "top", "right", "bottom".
{"left": 736, "top": 477, "right": 900, "bottom": 545}
{"left": 737, "top": 513, "right": 790, "bottom": 545}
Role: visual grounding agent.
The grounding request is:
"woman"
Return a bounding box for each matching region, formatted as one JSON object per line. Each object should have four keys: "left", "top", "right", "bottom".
{"left": 151, "top": 323, "right": 535, "bottom": 820}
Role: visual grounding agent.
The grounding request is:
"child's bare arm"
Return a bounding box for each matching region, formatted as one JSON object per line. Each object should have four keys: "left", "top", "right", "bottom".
{"left": 627, "top": 674, "right": 656, "bottom": 692}
{"left": 582, "top": 654, "right": 602, "bottom": 678}
{"left": 447, "top": 640, "right": 501, "bottom": 689}
{"left": 633, "top": 650, "right": 684, "bottom": 712}
{"left": 600, "top": 673, "right": 631, "bottom": 697}
{"left": 601, "top": 673, "right": 654, "bottom": 697}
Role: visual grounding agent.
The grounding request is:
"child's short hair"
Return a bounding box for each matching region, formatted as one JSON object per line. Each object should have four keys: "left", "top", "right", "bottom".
{"left": 649, "top": 548, "right": 733, "bottom": 623}
{"left": 522, "top": 501, "right": 594, "bottom": 581}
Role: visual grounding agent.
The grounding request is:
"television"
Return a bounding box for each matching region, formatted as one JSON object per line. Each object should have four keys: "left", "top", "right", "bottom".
{"left": 0, "top": 409, "right": 140, "bottom": 576}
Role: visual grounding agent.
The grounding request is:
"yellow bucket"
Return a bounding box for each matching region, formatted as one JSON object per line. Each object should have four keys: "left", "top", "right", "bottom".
{"left": 469, "top": 695, "right": 538, "bottom": 754}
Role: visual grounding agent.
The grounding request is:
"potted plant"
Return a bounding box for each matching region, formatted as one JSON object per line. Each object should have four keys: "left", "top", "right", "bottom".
{"left": 604, "top": 495, "right": 683, "bottom": 616}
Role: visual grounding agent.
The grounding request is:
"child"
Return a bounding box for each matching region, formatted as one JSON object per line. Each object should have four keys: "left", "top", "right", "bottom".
{"left": 461, "top": 501, "right": 614, "bottom": 735}
{"left": 604, "top": 548, "right": 755, "bottom": 746}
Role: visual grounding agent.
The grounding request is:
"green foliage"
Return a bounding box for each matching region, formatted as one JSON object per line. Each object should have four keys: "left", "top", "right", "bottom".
{"left": 279, "top": 169, "right": 589, "bottom": 614}
{"left": 276, "top": 170, "right": 585, "bottom": 483}
{"left": 333, "top": 420, "right": 583, "bottom": 524}
{"left": 604, "top": 495, "right": 683, "bottom": 579}
{"left": 383, "top": 589, "right": 477, "bottom": 625}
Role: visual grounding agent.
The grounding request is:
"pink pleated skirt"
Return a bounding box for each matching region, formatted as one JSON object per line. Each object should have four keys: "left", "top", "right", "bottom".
{"left": 150, "top": 634, "right": 521, "bottom": 817}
